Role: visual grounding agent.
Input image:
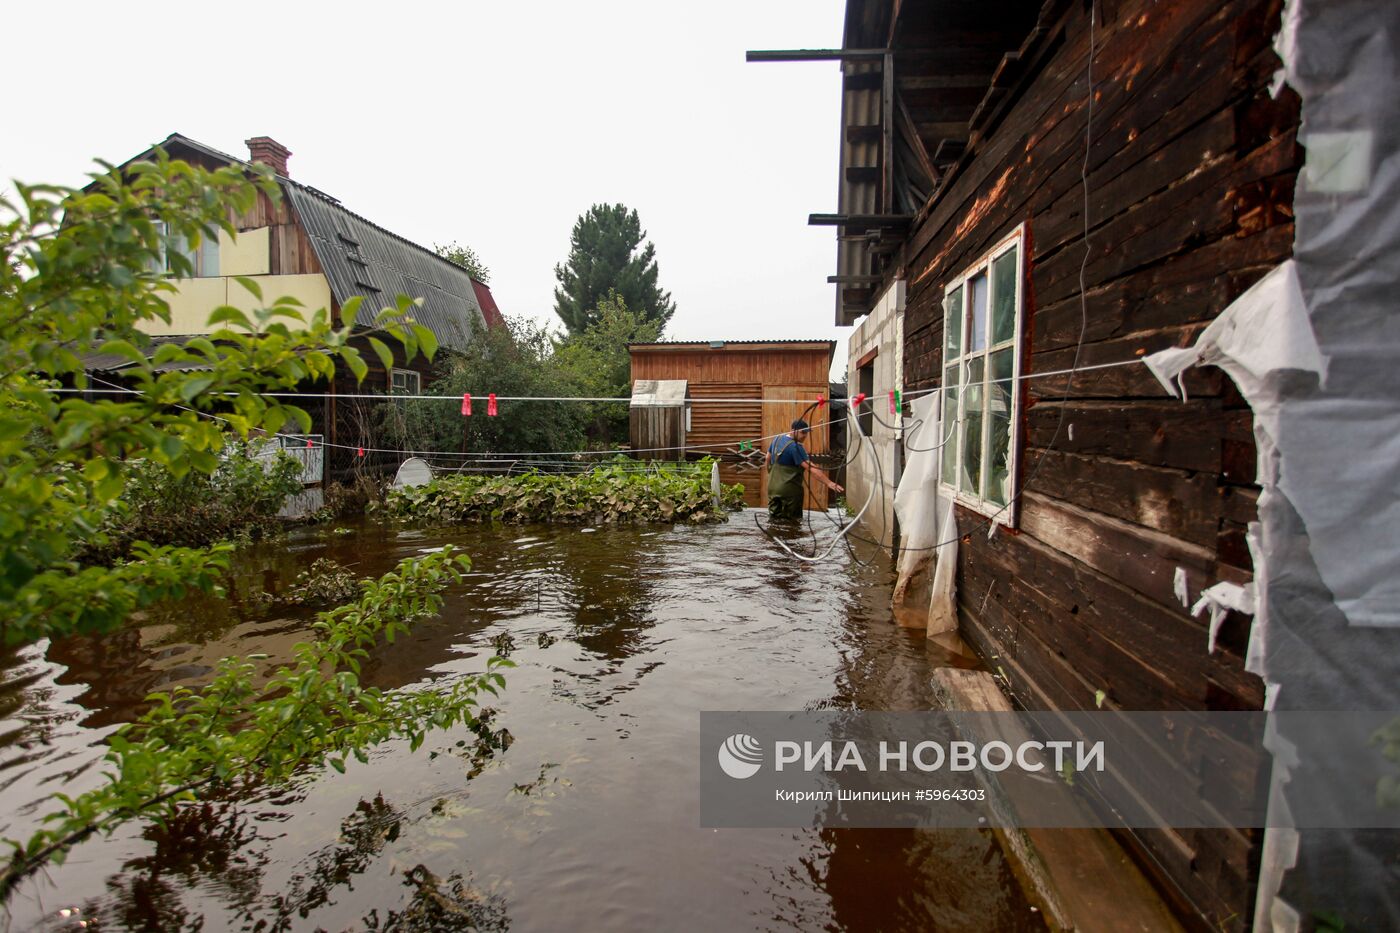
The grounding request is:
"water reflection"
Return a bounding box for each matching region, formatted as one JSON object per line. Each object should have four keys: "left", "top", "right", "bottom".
{"left": 2, "top": 512, "right": 1041, "bottom": 931}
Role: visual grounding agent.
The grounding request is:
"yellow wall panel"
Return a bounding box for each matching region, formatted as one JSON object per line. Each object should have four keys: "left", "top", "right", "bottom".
{"left": 141, "top": 274, "right": 331, "bottom": 336}
{"left": 218, "top": 227, "right": 270, "bottom": 276}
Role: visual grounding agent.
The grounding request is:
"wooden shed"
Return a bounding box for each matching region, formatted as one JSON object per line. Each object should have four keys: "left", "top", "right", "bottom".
{"left": 628, "top": 340, "right": 836, "bottom": 509}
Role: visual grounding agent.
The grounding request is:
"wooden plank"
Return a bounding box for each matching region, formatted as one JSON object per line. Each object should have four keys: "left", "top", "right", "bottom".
{"left": 930, "top": 668, "right": 1186, "bottom": 933}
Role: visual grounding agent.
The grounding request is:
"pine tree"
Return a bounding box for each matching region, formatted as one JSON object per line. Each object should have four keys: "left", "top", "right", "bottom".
{"left": 552, "top": 204, "right": 675, "bottom": 334}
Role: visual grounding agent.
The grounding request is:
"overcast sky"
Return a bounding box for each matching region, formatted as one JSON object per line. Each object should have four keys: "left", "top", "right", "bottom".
{"left": 2, "top": 1, "right": 853, "bottom": 379}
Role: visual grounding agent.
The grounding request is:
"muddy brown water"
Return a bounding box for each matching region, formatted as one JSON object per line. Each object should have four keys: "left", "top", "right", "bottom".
{"left": 1, "top": 512, "right": 1045, "bottom": 932}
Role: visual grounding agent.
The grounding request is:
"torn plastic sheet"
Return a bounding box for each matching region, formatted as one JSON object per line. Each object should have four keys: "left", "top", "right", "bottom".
{"left": 1173, "top": 566, "right": 1190, "bottom": 608}
{"left": 892, "top": 392, "right": 958, "bottom": 634}
{"left": 1158, "top": 0, "right": 1400, "bottom": 926}
{"left": 1145, "top": 257, "right": 1400, "bottom": 629}
{"left": 1193, "top": 581, "right": 1256, "bottom": 655}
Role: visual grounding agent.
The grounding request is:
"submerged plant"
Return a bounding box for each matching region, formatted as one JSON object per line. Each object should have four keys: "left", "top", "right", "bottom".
{"left": 0, "top": 548, "right": 512, "bottom": 899}
{"left": 283, "top": 556, "right": 362, "bottom": 607}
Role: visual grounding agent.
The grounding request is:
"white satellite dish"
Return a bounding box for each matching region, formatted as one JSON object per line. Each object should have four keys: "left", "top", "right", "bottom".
{"left": 392, "top": 457, "right": 434, "bottom": 489}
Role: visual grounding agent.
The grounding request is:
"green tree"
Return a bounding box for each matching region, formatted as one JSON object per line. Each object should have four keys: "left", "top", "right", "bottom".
{"left": 553, "top": 203, "right": 675, "bottom": 334}
{"left": 555, "top": 292, "right": 661, "bottom": 444}
{"left": 433, "top": 240, "right": 490, "bottom": 284}
{"left": 0, "top": 153, "right": 507, "bottom": 895}
{"left": 385, "top": 316, "right": 589, "bottom": 456}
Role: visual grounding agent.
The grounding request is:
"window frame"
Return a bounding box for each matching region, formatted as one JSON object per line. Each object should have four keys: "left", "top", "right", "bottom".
{"left": 390, "top": 368, "right": 421, "bottom": 396}
{"left": 151, "top": 221, "right": 220, "bottom": 278}
{"left": 938, "top": 225, "right": 1026, "bottom": 526}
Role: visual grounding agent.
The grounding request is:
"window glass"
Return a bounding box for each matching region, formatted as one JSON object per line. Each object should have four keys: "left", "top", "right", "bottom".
{"left": 986, "top": 349, "right": 1014, "bottom": 506}
{"left": 960, "top": 356, "right": 985, "bottom": 495}
{"left": 199, "top": 234, "right": 220, "bottom": 277}
{"left": 968, "top": 272, "right": 988, "bottom": 352}
{"left": 168, "top": 232, "right": 197, "bottom": 278}
{"left": 944, "top": 285, "right": 963, "bottom": 359}
{"left": 940, "top": 366, "right": 959, "bottom": 487}
{"left": 390, "top": 369, "right": 420, "bottom": 396}
{"left": 990, "top": 246, "right": 1018, "bottom": 346}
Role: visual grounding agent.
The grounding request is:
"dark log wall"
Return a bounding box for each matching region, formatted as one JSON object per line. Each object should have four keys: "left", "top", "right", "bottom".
{"left": 895, "top": 0, "right": 1298, "bottom": 928}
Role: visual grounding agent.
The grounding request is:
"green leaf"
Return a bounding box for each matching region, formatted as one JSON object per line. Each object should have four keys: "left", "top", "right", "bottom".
{"left": 345, "top": 352, "right": 368, "bottom": 384}
{"left": 339, "top": 296, "right": 363, "bottom": 330}
{"left": 233, "top": 276, "right": 263, "bottom": 301}
{"left": 411, "top": 323, "right": 438, "bottom": 361}
{"left": 366, "top": 336, "right": 394, "bottom": 373}
{"left": 178, "top": 376, "right": 216, "bottom": 403}
{"left": 207, "top": 306, "right": 254, "bottom": 331}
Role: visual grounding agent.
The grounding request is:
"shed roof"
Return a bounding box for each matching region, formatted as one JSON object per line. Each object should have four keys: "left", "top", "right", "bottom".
{"left": 629, "top": 339, "right": 836, "bottom": 355}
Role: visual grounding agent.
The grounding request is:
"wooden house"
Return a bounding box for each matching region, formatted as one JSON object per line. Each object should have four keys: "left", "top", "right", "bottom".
{"left": 627, "top": 340, "right": 836, "bottom": 509}
{"left": 805, "top": 0, "right": 1303, "bottom": 927}
{"left": 83, "top": 133, "right": 505, "bottom": 492}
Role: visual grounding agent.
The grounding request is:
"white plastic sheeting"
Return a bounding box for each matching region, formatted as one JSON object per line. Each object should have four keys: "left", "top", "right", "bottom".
{"left": 1147, "top": 0, "right": 1400, "bottom": 925}
{"left": 892, "top": 392, "right": 958, "bottom": 634}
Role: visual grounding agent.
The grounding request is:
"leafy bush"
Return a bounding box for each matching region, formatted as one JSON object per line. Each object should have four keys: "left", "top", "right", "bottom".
{"left": 78, "top": 442, "right": 304, "bottom": 564}
{"left": 381, "top": 460, "right": 742, "bottom": 526}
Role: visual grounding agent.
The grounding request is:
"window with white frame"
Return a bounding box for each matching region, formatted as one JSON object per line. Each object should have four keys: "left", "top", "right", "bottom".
{"left": 939, "top": 227, "right": 1024, "bottom": 522}
{"left": 390, "top": 368, "right": 421, "bottom": 396}
{"left": 148, "top": 221, "right": 220, "bottom": 277}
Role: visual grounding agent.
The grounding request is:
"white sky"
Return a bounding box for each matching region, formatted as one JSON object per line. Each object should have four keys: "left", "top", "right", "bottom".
{"left": 1, "top": 1, "right": 853, "bottom": 380}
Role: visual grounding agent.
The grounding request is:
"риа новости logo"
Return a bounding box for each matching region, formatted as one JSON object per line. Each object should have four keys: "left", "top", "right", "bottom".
{"left": 718, "top": 733, "right": 763, "bottom": 779}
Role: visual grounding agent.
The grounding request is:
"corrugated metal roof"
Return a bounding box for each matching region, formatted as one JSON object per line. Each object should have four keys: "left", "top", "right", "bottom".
{"left": 283, "top": 184, "right": 485, "bottom": 351}
{"left": 108, "top": 134, "right": 486, "bottom": 352}
{"left": 80, "top": 335, "right": 215, "bottom": 373}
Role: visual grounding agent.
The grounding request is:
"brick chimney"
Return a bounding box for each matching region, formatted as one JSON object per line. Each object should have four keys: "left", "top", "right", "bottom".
{"left": 244, "top": 136, "right": 291, "bottom": 177}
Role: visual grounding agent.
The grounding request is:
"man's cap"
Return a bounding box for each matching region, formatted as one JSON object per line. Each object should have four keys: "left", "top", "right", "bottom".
{"left": 792, "top": 419, "right": 810, "bottom": 432}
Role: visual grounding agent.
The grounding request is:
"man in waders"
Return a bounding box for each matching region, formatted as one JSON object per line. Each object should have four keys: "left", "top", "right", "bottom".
{"left": 765, "top": 419, "right": 843, "bottom": 521}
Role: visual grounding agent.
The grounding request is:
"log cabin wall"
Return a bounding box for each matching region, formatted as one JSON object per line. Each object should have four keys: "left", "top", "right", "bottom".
{"left": 629, "top": 342, "right": 835, "bottom": 506}
{"left": 855, "top": 0, "right": 1301, "bottom": 928}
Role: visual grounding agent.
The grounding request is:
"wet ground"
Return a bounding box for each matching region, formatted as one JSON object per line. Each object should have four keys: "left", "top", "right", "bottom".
{"left": 0, "top": 511, "right": 1045, "bottom": 932}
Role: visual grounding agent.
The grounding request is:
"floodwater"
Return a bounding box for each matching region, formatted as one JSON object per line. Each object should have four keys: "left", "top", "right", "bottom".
{"left": 1, "top": 512, "right": 1044, "bottom": 932}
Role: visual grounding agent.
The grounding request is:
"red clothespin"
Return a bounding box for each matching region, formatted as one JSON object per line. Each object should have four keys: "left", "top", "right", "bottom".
{"left": 306, "top": 438, "right": 313, "bottom": 448}
{"left": 461, "top": 393, "right": 472, "bottom": 416}
{"left": 817, "top": 393, "right": 826, "bottom": 408}
{"left": 889, "top": 390, "right": 897, "bottom": 414}
{"left": 487, "top": 393, "right": 498, "bottom": 416}
{"left": 357, "top": 446, "right": 365, "bottom": 458}
{"left": 852, "top": 392, "right": 867, "bottom": 407}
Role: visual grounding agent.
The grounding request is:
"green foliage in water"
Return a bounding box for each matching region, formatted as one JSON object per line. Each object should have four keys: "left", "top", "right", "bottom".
{"left": 0, "top": 151, "right": 436, "bottom": 648}
{"left": 382, "top": 461, "right": 745, "bottom": 525}
{"left": 0, "top": 153, "right": 506, "bottom": 902}
{"left": 77, "top": 442, "right": 305, "bottom": 564}
{"left": 0, "top": 548, "right": 510, "bottom": 900}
